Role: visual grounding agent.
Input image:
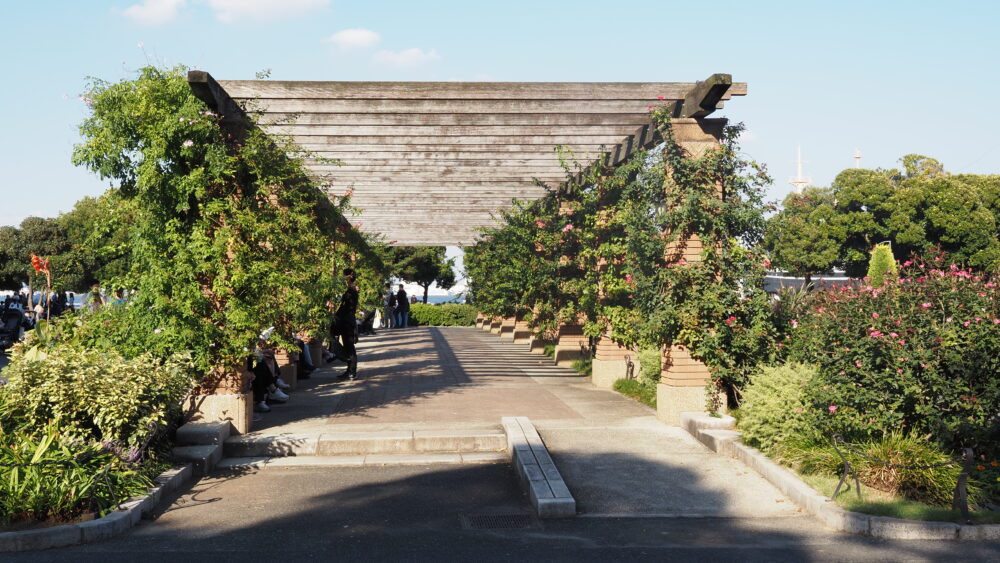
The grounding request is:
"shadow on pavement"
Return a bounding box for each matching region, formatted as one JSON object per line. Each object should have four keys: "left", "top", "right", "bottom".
{"left": 23, "top": 451, "right": 999, "bottom": 561}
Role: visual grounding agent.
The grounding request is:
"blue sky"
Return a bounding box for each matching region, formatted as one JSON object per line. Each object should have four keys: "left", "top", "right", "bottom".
{"left": 2, "top": 0, "right": 998, "bottom": 231}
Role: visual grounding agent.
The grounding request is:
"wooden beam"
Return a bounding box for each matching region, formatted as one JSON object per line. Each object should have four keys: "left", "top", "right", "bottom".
{"left": 218, "top": 80, "right": 746, "bottom": 101}
{"left": 266, "top": 124, "right": 645, "bottom": 137}
{"left": 680, "top": 73, "right": 734, "bottom": 118}
{"left": 258, "top": 112, "right": 654, "bottom": 127}
{"left": 242, "top": 99, "right": 701, "bottom": 114}
{"left": 287, "top": 135, "right": 630, "bottom": 146}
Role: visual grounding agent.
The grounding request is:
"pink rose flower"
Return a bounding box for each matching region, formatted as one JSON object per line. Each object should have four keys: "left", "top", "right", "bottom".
{"left": 828, "top": 405, "right": 838, "bottom": 414}
{"left": 562, "top": 224, "right": 574, "bottom": 233}
{"left": 921, "top": 302, "right": 932, "bottom": 308}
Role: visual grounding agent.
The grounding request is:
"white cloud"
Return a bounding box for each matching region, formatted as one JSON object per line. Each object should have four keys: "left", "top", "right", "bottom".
{"left": 372, "top": 48, "right": 441, "bottom": 68}
{"left": 123, "top": 0, "right": 186, "bottom": 25}
{"left": 324, "top": 28, "right": 381, "bottom": 49}
{"left": 206, "top": 0, "right": 329, "bottom": 23}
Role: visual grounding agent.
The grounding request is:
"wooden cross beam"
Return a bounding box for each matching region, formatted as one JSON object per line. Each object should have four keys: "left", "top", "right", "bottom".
{"left": 563, "top": 73, "right": 735, "bottom": 191}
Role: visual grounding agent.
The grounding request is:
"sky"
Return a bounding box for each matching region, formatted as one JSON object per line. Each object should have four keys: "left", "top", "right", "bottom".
{"left": 2, "top": 0, "right": 999, "bottom": 289}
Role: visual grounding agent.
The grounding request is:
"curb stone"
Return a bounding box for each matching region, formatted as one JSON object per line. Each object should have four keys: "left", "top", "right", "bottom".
{"left": 679, "top": 412, "right": 1000, "bottom": 541}
{"left": 0, "top": 463, "right": 193, "bottom": 553}
{"left": 501, "top": 416, "right": 576, "bottom": 518}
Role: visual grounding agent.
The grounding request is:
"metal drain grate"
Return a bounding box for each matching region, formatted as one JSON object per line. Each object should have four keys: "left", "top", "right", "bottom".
{"left": 460, "top": 513, "right": 536, "bottom": 530}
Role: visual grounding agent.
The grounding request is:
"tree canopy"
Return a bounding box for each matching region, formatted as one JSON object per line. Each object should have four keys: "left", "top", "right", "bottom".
{"left": 390, "top": 246, "right": 456, "bottom": 303}
{"left": 765, "top": 155, "right": 1000, "bottom": 277}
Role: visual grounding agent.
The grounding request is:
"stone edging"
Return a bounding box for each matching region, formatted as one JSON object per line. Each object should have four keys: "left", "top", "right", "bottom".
{"left": 0, "top": 464, "right": 193, "bottom": 552}
{"left": 501, "top": 416, "right": 576, "bottom": 518}
{"left": 680, "top": 413, "right": 1000, "bottom": 541}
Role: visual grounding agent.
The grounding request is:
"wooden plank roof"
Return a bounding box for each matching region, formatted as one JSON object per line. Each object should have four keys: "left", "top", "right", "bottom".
{"left": 191, "top": 72, "right": 745, "bottom": 246}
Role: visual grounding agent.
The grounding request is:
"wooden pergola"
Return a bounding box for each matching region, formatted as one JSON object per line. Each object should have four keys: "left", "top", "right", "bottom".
{"left": 188, "top": 72, "right": 745, "bottom": 246}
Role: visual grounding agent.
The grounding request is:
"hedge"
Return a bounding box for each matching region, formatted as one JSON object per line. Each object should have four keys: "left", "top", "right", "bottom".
{"left": 408, "top": 303, "right": 477, "bottom": 326}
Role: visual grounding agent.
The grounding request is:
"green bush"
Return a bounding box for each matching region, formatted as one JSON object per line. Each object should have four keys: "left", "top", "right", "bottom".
{"left": 571, "top": 357, "right": 592, "bottom": 376}
{"left": 737, "top": 362, "right": 820, "bottom": 454}
{"left": 0, "top": 421, "right": 152, "bottom": 524}
{"left": 408, "top": 303, "right": 477, "bottom": 326}
{"left": 637, "top": 347, "right": 661, "bottom": 385}
{"left": 866, "top": 243, "right": 898, "bottom": 287}
{"left": 613, "top": 378, "right": 656, "bottom": 408}
{"left": 789, "top": 258, "right": 1000, "bottom": 458}
{"left": 2, "top": 345, "right": 197, "bottom": 446}
{"left": 778, "top": 433, "right": 970, "bottom": 506}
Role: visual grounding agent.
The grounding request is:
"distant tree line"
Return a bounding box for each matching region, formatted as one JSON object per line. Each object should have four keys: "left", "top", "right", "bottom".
{"left": 765, "top": 154, "right": 1000, "bottom": 282}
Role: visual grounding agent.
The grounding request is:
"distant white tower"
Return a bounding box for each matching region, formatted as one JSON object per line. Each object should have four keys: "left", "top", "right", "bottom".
{"left": 853, "top": 148, "right": 862, "bottom": 168}
{"left": 789, "top": 146, "right": 812, "bottom": 193}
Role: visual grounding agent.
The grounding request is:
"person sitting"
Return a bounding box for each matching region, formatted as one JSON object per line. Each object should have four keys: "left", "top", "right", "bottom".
{"left": 294, "top": 333, "right": 315, "bottom": 379}
{"left": 251, "top": 345, "right": 291, "bottom": 413}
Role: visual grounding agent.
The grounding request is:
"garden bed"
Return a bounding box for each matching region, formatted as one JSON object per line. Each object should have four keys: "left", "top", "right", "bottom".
{"left": 0, "top": 464, "right": 191, "bottom": 552}
{"left": 682, "top": 413, "right": 1000, "bottom": 541}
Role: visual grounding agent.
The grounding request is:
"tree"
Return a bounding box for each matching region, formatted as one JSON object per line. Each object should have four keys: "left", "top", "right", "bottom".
{"left": 764, "top": 186, "right": 843, "bottom": 286}
{"left": 391, "top": 246, "right": 456, "bottom": 303}
{"left": 768, "top": 155, "right": 1000, "bottom": 277}
{"left": 0, "top": 226, "right": 24, "bottom": 291}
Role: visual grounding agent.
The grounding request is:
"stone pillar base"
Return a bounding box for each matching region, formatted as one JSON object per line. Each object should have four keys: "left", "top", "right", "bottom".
{"left": 553, "top": 346, "right": 583, "bottom": 368}
{"left": 591, "top": 358, "right": 628, "bottom": 389}
{"left": 656, "top": 384, "right": 705, "bottom": 426}
{"left": 184, "top": 392, "right": 253, "bottom": 435}
{"left": 308, "top": 340, "right": 325, "bottom": 367}
{"left": 489, "top": 320, "right": 502, "bottom": 335}
{"left": 279, "top": 360, "right": 298, "bottom": 391}
{"left": 529, "top": 338, "right": 549, "bottom": 354}
{"left": 655, "top": 384, "right": 725, "bottom": 425}
{"left": 499, "top": 317, "right": 516, "bottom": 339}
{"left": 513, "top": 320, "right": 532, "bottom": 344}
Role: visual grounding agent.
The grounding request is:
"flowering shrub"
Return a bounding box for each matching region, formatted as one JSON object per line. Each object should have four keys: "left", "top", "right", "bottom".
{"left": 789, "top": 258, "right": 1000, "bottom": 457}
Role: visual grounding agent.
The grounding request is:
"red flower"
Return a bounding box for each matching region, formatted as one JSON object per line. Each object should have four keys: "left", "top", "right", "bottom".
{"left": 30, "top": 254, "right": 50, "bottom": 275}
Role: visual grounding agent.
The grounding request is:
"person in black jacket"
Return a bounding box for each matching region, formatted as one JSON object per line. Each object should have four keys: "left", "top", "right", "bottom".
{"left": 395, "top": 284, "right": 409, "bottom": 328}
{"left": 332, "top": 268, "right": 359, "bottom": 380}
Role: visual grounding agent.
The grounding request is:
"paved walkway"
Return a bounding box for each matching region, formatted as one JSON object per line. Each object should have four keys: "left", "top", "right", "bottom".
{"left": 244, "top": 326, "right": 799, "bottom": 518}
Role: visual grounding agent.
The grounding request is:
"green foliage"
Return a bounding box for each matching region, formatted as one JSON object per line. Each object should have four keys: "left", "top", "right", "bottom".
{"left": 764, "top": 186, "right": 842, "bottom": 282}
{"left": 788, "top": 257, "right": 1000, "bottom": 458}
{"left": 390, "top": 247, "right": 456, "bottom": 303}
{"left": 69, "top": 65, "right": 386, "bottom": 370}
{"left": 408, "top": 303, "right": 476, "bottom": 326}
{"left": 866, "top": 243, "right": 898, "bottom": 287}
{"left": 466, "top": 110, "right": 777, "bottom": 403}
{"left": 571, "top": 357, "right": 592, "bottom": 377}
{"left": 613, "top": 378, "right": 656, "bottom": 408}
{"left": 736, "top": 362, "right": 820, "bottom": 453}
{"left": 800, "top": 471, "right": 1000, "bottom": 523}
{"left": 2, "top": 340, "right": 197, "bottom": 447}
{"left": 0, "top": 423, "right": 152, "bottom": 525}
{"left": 778, "top": 433, "right": 968, "bottom": 506}
{"left": 638, "top": 347, "right": 662, "bottom": 384}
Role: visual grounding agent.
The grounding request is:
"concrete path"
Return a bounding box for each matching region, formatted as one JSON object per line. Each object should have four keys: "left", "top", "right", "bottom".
{"left": 23, "top": 327, "right": 1000, "bottom": 560}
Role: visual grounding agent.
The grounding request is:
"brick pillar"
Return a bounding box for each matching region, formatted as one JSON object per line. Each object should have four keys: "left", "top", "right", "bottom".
{"left": 591, "top": 332, "right": 638, "bottom": 389}
{"left": 553, "top": 324, "right": 588, "bottom": 367}
{"left": 308, "top": 338, "right": 325, "bottom": 367}
{"left": 184, "top": 366, "right": 253, "bottom": 435}
{"left": 513, "top": 318, "right": 532, "bottom": 344}
{"left": 475, "top": 312, "right": 486, "bottom": 328}
{"left": 489, "top": 316, "right": 503, "bottom": 335}
{"left": 275, "top": 349, "right": 298, "bottom": 391}
{"left": 656, "top": 117, "right": 726, "bottom": 425}
{"left": 499, "top": 316, "right": 516, "bottom": 339}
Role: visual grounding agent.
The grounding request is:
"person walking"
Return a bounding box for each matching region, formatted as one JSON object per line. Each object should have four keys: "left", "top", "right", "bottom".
{"left": 331, "top": 268, "right": 359, "bottom": 380}
{"left": 395, "top": 284, "right": 409, "bottom": 328}
{"left": 383, "top": 283, "right": 396, "bottom": 329}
